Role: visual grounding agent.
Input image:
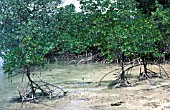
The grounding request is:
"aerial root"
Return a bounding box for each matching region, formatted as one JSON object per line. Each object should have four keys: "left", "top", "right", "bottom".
{"left": 17, "top": 74, "right": 67, "bottom": 105}
{"left": 148, "top": 63, "right": 169, "bottom": 78}
{"left": 97, "top": 68, "right": 121, "bottom": 86}
{"left": 98, "top": 63, "right": 169, "bottom": 87}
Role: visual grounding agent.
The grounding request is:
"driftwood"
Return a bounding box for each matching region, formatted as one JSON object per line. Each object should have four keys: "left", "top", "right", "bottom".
{"left": 68, "top": 54, "right": 100, "bottom": 65}
{"left": 68, "top": 60, "right": 78, "bottom": 64}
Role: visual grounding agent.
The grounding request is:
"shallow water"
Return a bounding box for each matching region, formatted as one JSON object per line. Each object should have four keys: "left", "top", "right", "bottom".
{"left": 0, "top": 62, "right": 170, "bottom": 110}
{"left": 0, "top": 66, "right": 21, "bottom": 108}
{"left": 0, "top": 62, "right": 110, "bottom": 109}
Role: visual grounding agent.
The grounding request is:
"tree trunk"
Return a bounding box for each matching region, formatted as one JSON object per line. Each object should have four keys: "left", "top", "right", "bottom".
{"left": 141, "top": 57, "right": 148, "bottom": 79}
{"left": 120, "top": 53, "right": 125, "bottom": 83}
{"left": 26, "top": 67, "right": 36, "bottom": 102}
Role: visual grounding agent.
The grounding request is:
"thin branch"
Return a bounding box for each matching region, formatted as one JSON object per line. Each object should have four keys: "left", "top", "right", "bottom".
{"left": 5, "top": 73, "right": 22, "bottom": 79}
{"left": 35, "top": 74, "right": 67, "bottom": 95}
{"left": 124, "top": 64, "right": 141, "bottom": 72}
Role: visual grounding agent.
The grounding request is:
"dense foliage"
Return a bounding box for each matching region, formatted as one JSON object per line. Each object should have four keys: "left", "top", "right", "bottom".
{"left": 0, "top": 0, "right": 169, "bottom": 90}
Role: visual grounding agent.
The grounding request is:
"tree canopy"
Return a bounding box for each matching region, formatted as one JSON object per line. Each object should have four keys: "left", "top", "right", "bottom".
{"left": 0, "top": 0, "right": 169, "bottom": 92}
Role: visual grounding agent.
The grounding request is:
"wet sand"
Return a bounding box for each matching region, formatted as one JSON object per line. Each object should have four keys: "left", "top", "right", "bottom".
{"left": 1, "top": 63, "right": 170, "bottom": 110}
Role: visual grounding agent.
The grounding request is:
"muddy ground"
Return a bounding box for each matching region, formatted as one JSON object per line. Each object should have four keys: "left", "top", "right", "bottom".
{"left": 2, "top": 64, "right": 170, "bottom": 110}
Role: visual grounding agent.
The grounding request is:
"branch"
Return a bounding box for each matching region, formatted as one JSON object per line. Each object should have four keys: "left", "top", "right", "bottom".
{"left": 124, "top": 64, "right": 141, "bottom": 72}
{"left": 35, "top": 74, "right": 67, "bottom": 95}
{"left": 149, "top": 63, "right": 169, "bottom": 78}
{"left": 97, "top": 68, "right": 121, "bottom": 86}
{"left": 5, "top": 73, "right": 22, "bottom": 79}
